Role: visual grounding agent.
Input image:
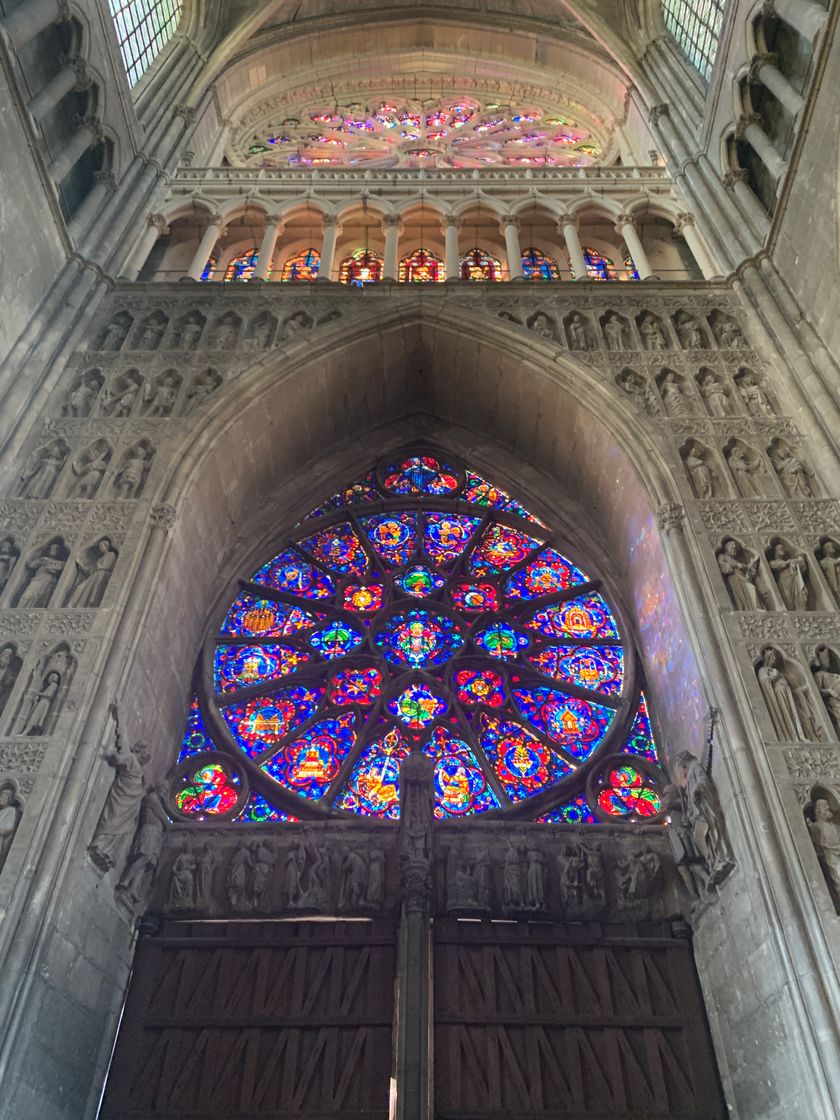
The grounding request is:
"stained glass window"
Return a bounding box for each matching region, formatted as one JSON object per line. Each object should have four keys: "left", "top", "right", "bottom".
{"left": 174, "top": 450, "right": 668, "bottom": 824}
{"left": 574, "top": 247, "right": 618, "bottom": 281}
{"left": 280, "top": 248, "right": 320, "bottom": 282}
{"left": 399, "top": 249, "right": 445, "bottom": 284}
{"left": 224, "top": 248, "right": 259, "bottom": 282}
{"left": 661, "top": 0, "right": 726, "bottom": 81}
{"left": 459, "top": 248, "right": 502, "bottom": 283}
{"left": 521, "top": 248, "right": 560, "bottom": 281}
{"left": 200, "top": 256, "right": 217, "bottom": 283}
{"left": 109, "top": 0, "right": 182, "bottom": 87}
{"left": 339, "top": 249, "right": 383, "bottom": 286}
{"left": 624, "top": 255, "right": 640, "bottom": 281}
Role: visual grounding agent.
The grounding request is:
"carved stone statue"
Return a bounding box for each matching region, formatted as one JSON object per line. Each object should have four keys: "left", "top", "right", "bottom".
{"left": 297, "top": 846, "right": 331, "bottom": 910}
{"left": 194, "top": 842, "right": 216, "bottom": 909}
{"left": 144, "top": 373, "right": 180, "bottom": 417}
{"left": 715, "top": 316, "right": 745, "bottom": 349}
{"left": 243, "top": 317, "right": 274, "bottom": 350}
{"left": 757, "top": 647, "right": 816, "bottom": 741}
{"left": 473, "top": 847, "right": 492, "bottom": 910}
{"left": 737, "top": 371, "right": 774, "bottom": 416}
{"left": 366, "top": 848, "right": 385, "bottom": 908}
{"left": 819, "top": 541, "right": 840, "bottom": 601}
{"left": 527, "top": 311, "right": 555, "bottom": 340}
{"left": 602, "top": 315, "right": 625, "bottom": 350}
{"left": 812, "top": 647, "right": 840, "bottom": 735}
{"left": 659, "top": 372, "right": 691, "bottom": 415}
{"left": 136, "top": 317, "right": 166, "bottom": 350}
{"left": 446, "top": 847, "right": 479, "bottom": 912}
{"left": 115, "top": 782, "right": 168, "bottom": 907}
{"left": 808, "top": 798, "right": 840, "bottom": 906}
{"left": 663, "top": 783, "right": 711, "bottom": 898}
{"left": 769, "top": 443, "right": 814, "bottom": 498}
{"left": 0, "top": 643, "right": 22, "bottom": 719}
{"left": 727, "top": 444, "right": 762, "bottom": 497}
{"left": 683, "top": 442, "right": 715, "bottom": 498}
{"left": 250, "top": 839, "right": 274, "bottom": 909}
{"left": 113, "top": 445, "right": 152, "bottom": 499}
{"left": 0, "top": 535, "right": 20, "bottom": 595}
{"left": 168, "top": 844, "right": 197, "bottom": 910}
{"left": 676, "top": 314, "right": 704, "bottom": 349}
{"left": 339, "top": 846, "right": 367, "bottom": 910}
{"left": 98, "top": 316, "right": 130, "bottom": 352}
{"left": 88, "top": 712, "right": 152, "bottom": 872}
{"left": 673, "top": 712, "right": 735, "bottom": 885}
{"left": 67, "top": 537, "right": 118, "bottom": 608}
{"left": 66, "top": 442, "right": 110, "bottom": 499}
{"left": 615, "top": 844, "right": 662, "bottom": 911}
{"left": 280, "top": 311, "right": 312, "bottom": 342}
{"left": 699, "top": 371, "right": 732, "bottom": 416}
{"left": 211, "top": 317, "right": 239, "bottom": 348}
{"left": 18, "top": 669, "right": 61, "bottom": 735}
{"left": 184, "top": 370, "right": 220, "bottom": 415}
{"left": 618, "top": 370, "right": 660, "bottom": 415}
{"left": 63, "top": 373, "right": 100, "bottom": 417}
{"left": 525, "top": 847, "right": 546, "bottom": 910}
{"left": 399, "top": 751, "right": 435, "bottom": 911}
{"left": 175, "top": 315, "right": 203, "bottom": 350}
{"left": 17, "top": 539, "right": 67, "bottom": 608}
{"left": 283, "top": 839, "right": 306, "bottom": 906}
{"left": 717, "top": 539, "right": 766, "bottom": 611}
{"left": 503, "top": 840, "right": 525, "bottom": 910}
{"left": 567, "top": 313, "right": 589, "bottom": 350}
{"left": 227, "top": 844, "right": 253, "bottom": 910}
{"left": 768, "top": 542, "right": 809, "bottom": 612}
{"left": 0, "top": 786, "right": 21, "bottom": 873}
{"left": 639, "top": 314, "right": 667, "bottom": 350}
{"left": 18, "top": 441, "right": 68, "bottom": 499}
{"left": 101, "top": 376, "right": 140, "bottom": 417}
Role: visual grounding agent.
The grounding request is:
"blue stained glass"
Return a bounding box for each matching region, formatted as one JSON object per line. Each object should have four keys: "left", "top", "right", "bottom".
{"left": 527, "top": 645, "right": 624, "bottom": 696}
{"left": 512, "top": 687, "right": 614, "bottom": 760}
{"left": 236, "top": 791, "right": 298, "bottom": 823}
{"left": 473, "top": 621, "right": 529, "bottom": 661}
{"left": 252, "top": 549, "right": 334, "bottom": 599}
{"left": 360, "top": 513, "right": 417, "bottom": 566}
{"left": 504, "top": 547, "right": 589, "bottom": 601}
{"left": 428, "top": 725, "right": 499, "bottom": 817}
{"left": 375, "top": 608, "right": 464, "bottom": 669}
{"left": 478, "top": 712, "right": 571, "bottom": 801}
{"left": 423, "top": 513, "right": 481, "bottom": 567}
{"left": 309, "top": 620, "right": 365, "bottom": 659}
{"left": 222, "top": 686, "right": 324, "bottom": 758}
{"left": 178, "top": 695, "right": 220, "bottom": 761}
{"left": 469, "top": 523, "right": 544, "bottom": 576}
{"left": 525, "top": 593, "right": 619, "bottom": 641}
{"left": 388, "top": 682, "right": 448, "bottom": 728}
{"left": 263, "top": 712, "right": 356, "bottom": 799}
{"left": 299, "top": 523, "right": 368, "bottom": 577}
{"left": 333, "top": 726, "right": 410, "bottom": 817}
{"left": 214, "top": 644, "right": 311, "bottom": 692}
{"left": 304, "top": 471, "right": 380, "bottom": 519}
{"left": 396, "top": 565, "right": 445, "bottom": 598}
{"left": 538, "top": 795, "right": 599, "bottom": 824}
{"left": 462, "top": 470, "right": 545, "bottom": 526}
{"left": 382, "top": 455, "right": 459, "bottom": 495}
{"left": 621, "top": 692, "right": 658, "bottom": 761}
{"left": 221, "top": 594, "right": 322, "bottom": 638}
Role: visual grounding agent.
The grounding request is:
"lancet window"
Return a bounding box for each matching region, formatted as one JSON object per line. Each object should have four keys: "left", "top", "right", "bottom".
{"left": 171, "top": 450, "right": 668, "bottom": 826}
{"left": 459, "top": 248, "right": 502, "bottom": 283}
{"left": 281, "top": 249, "right": 320, "bottom": 282}
{"left": 224, "top": 249, "right": 259, "bottom": 282}
{"left": 339, "top": 249, "right": 383, "bottom": 286}
{"left": 200, "top": 256, "right": 217, "bottom": 283}
{"left": 108, "top": 0, "right": 182, "bottom": 87}
{"left": 399, "top": 250, "right": 445, "bottom": 284}
{"left": 661, "top": 0, "right": 726, "bottom": 81}
{"left": 521, "top": 248, "right": 560, "bottom": 281}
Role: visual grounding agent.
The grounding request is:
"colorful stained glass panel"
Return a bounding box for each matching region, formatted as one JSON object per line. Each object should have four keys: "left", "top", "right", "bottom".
{"left": 281, "top": 248, "right": 320, "bottom": 282}
{"left": 621, "top": 693, "right": 658, "bottom": 761}
{"left": 342, "top": 583, "right": 383, "bottom": 613}
{"left": 387, "top": 682, "right": 448, "bottom": 728}
{"left": 527, "top": 645, "right": 624, "bottom": 696}
{"left": 374, "top": 608, "right": 464, "bottom": 669}
{"left": 264, "top": 713, "right": 356, "bottom": 799}
{"left": 450, "top": 581, "right": 499, "bottom": 613}
{"left": 214, "top": 644, "right": 310, "bottom": 693}
{"left": 299, "top": 523, "right": 368, "bottom": 577}
{"left": 179, "top": 695, "right": 219, "bottom": 761}
{"left": 423, "top": 513, "right": 481, "bottom": 567}
{"left": 309, "top": 620, "right": 364, "bottom": 659}
{"left": 538, "top": 794, "right": 598, "bottom": 824}
{"left": 236, "top": 791, "right": 297, "bottom": 823}
{"left": 252, "top": 549, "right": 335, "bottom": 600}
{"left": 473, "top": 621, "right": 529, "bottom": 661}
{"left": 504, "top": 547, "right": 589, "bottom": 601}
{"left": 175, "top": 760, "right": 240, "bottom": 816}
{"left": 478, "top": 713, "right": 571, "bottom": 801}
{"left": 360, "top": 513, "right": 417, "bottom": 566}
{"left": 329, "top": 666, "right": 383, "bottom": 706}
{"left": 454, "top": 667, "right": 506, "bottom": 708}
{"left": 462, "top": 470, "right": 544, "bottom": 525}
{"left": 428, "top": 725, "right": 499, "bottom": 816}
{"left": 382, "top": 455, "right": 459, "bottom": 496}
{"left": 222, "top": 687, "right": 323, "bottom": 758}
{"left": 525, "top": 593, "right": 619, "bottom": 640}
{"left": 304, "top": 471, "right": 380, "bottom": 519}
{"left": 513, "top": 687, "right": 613, "bottom": 760}
{"left": 396, "top": 565, "right": 445, "bottom": 598}
{"left": 333, "top": 726, "right": 410, "bottom": 817}
{"left": 521, "top": 247, "right": 560, "bottom": 281}
{"left": 468, "top": 523, "right": 544, "bottom": 576}
{"left": 222, "top": 594, "right": 322, "bottom": 638}
{"left": 598, "top": 764, "right": 662, "bottom": 818}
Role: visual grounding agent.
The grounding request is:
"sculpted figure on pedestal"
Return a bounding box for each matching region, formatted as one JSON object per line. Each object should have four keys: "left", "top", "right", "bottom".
{"left": 818, "top": 541, "right": 840, "bottom": 601}
{"left": 567, "top": 313, "right": 590, "bottom": 350}
{"left": 194, "top": 842, "right": 216, "bottom": 909}
{"left": 113, "top": 443, "right": 153, "bottom": 499}
{"left": 174, "top": 313, "right": 203, "bottom": 350}
{"left": 366, "top": 848, "right": 386, "bottom": 908}
{"left": 250, "top": 839, "right": 274, "bottom": 909}
{"left": 769, "top": 441, "right": 815, "bottom": 498}
{"left": 614, "top": 844, "right": 662, "bottom": 914}
{"left": 144, "top": 373, "right": 181, "bottom": 417}
{"left": 168, "top": 844, "right": 197, "bottom": 910}
{"left": 527, "top": 311, "right": 556, "bottom": 341}
{"left": 18, "top": 440, "right": 69, "bottom": 499}
{"left": 664, "top": 782, "right": 711, "bottom": 897}
{"left": 280, "top": 311, "right": 312, "bottom": 342}
{"left": 0, "top": 536, "right": 20, "bottom": 596}
{"left": 284, "top": 839, "right": 306, "bottom": 905}
{"left": 812, "top": 647, "right": 840, "bottom": 736}
{"left": 115, "top": 782, "right": 168, "bottom": 907}
{"left": 67, "top": 537, "right": 118, "bottom": 608}
{"left": 525, "top": 847, "right": 546, "bottom": 910}
{"left": 227, "top": 844, "right": 253, "bottom": 910}
{"left": 101, "top": 373, "right": 142, "bottom": 418}
{"left": 712, "top": 314, "right": 745, "bottom": 349}
{"left": 682, "top": 441, "right": 717, "bottom": 498}
{"left": 63, "top": 372, "right": 101, "bottom": 417}
{"left": 673, "top": 712, "right": 735, "bottom": 886}
{"left": 16, "top": 538, "right": 68, "bottom": 608}
{"left": 89, "top": 714, "right": 152, "bottom": 872}
{"left": 717, "top": 538, "right": 767, "bottom": 611}
{"left": 726, "top": 442, "right": 763, "bottom": 497}
{"left": 66, "top": 441, "right": 110, "bottom": 499}
{"left": 184, "top": 369, "right": 221, "bottom": 415}
{"left": 503, "top": 840, "right": 525, "bottom": 910}
{"left": 0, "top": 643, "right": 22, "bottom": 719}
{"left": 446, "top": 848, "right": 479, "bottom": 911}
{"left": 658, "top": 371, "right": 692, "bottom": 416}
{"left": 617, "top": 369, "right": 660, "bottom": 415}
{"left": 602, "top": 314, "right": 626, "bottom": 350}
{"left": 736, "top": 370, "right": 774, "bottom": 416}
{"left": 699, "top": 370, "right": 732, "bottom": 416}
{"left": 18, "top": 670, "right": 61, "bottom": 735}
{"left": 339, "top": 846, "right": 367, "bottom": 910}
{"left": 639, "top": 314, "right": 667, "bottom": 350}
{"left": 807, "top": 797, "right": 840, "bottom": 907}
{"left": 98, "top": 314, "right": 131, "bottom": 352}
{"left": 135, "top": 315, "right": 166, "bottom": 350}
{"left": 676, "top": 313, "right": 704, "bottom": 349}
{"left": 757, "top": 647, "right": 819, "bottom": 741}
{"left": 0, "top": 786, "right": 22, "bottom": 873}
{"left": 768, "top": 542, "right": 810, "bottom": 611}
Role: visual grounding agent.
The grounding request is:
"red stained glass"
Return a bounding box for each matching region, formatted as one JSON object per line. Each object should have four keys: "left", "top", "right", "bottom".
{"left": 460, "top": 247, "right": 502, "bottom": 282}
{"left": 329, "top": 666, "right": 383, "bottom": 706}
{"left": 450, "top": 581, "right": 499, "bottom": 613}
{"left": 521, "top": 247, "right": 560, "bottom": 281}
{"left": 360, "top": 512, "right": 417, "bottom": 566}
{"left": 339, "top": 249, "right": 383, "bottom": 285}
{"left": 598, "top": 764, "right": 661, "bottom": 817}
{"left": 478, "top": 712, "right": 571, "bottom": 801}
{"left": 423, "top": 513, "right": 481, "bottom": 566}
{"left": 175, "top": 761, "right": 240, "bottom": 815}
{"left": 264, "top": 713, "right": 356, "bottom": 799}
{"left": 342, "top": 583, "right": 384, "bottom": 612}
{"left": 455, "top": 668, "right": 505, "bottom": 707}
{"left": 504, "top": 547, "right": 589, "bottom": 600}
{"left": 468, "top": 523, "right": 544, "bottom": 576}
{"left": 382, "top": 455, "right": 459, "bottom": 496}
{"left": 280, "top": 248, "right": 320, "bottom": 282}
{"left": 399, "top": 248, "right": 445, "bottom": 283}
{"left": 299, "top": 523, "right": 368, "bottom": 577}
{"left": 252, "top": 549, "right": 335, "bottom": 599}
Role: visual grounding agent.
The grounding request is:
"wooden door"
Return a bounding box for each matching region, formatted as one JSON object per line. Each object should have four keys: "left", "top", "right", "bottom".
{"left": 100, "top": 919, "right": 396, "bottom": 1119}
{"left": 433, "top": 918, "right": 725, "bottom": 1120}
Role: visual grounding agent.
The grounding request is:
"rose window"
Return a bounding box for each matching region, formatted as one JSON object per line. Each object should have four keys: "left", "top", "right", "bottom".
{"left": 174, "top": 451, "right": 666, "bottom": 824}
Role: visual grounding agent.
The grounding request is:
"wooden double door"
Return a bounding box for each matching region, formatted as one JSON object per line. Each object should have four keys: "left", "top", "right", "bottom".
{"left": 100, "top": 917, "right": 724, "bottom": 1119}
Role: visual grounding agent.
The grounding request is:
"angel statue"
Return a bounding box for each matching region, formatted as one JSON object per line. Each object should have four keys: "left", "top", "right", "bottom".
{"left": 673, "top": 708, "right": 735, "bottom": 887}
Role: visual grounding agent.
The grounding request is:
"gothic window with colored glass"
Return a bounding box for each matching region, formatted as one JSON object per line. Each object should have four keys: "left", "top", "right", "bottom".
{"left": 399, "top": 250, "right": 445, "bottom": 284}
{"left": 173, "top": 450, "right": 668, "bottom": 825}
{"left": 108, "top": 0, "right": 182, "bottom": 87}
{"left": 661, "top": 0, "right": 726, "bottom": 81}
{"left": 281, "top": 249, "right": 320, "bottom": 282}
{"left": 224, "top": 249, "right": 259, "bottom": 282}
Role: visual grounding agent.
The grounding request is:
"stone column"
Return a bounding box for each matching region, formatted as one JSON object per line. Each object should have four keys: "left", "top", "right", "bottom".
{"left": 723, "top": 169, "right": 771, "bottom": 234}
{"left": 396, "top": 751, "right": 434, "bottom": 1120}
{"left": 749, "top": 53, "right": 805, "bottom": 117}
{"left": 443, "top": 214, "right": 461, "bottom": 281}
{"left": 47, "top": 116, "right": 102, "bottom": 183}
{"left": 128, "top": 214, "right": 168, "bottom": 278}
{"left": 764, "top": 0, "right": 828, "bottom": 43}
{"left": 501, "top": 215, "right": 524, "bottom": 280}
{"left": 253, "top": 214, "right": 284, "bottom": 281}
{"left": 27, "top": 56, "right": 88, "bottom": 121}
{"left": 318, "top": 216, "right": 341, "bottom": 281}
{"left": 67, "top": 169, "right": 116, "bottom": 239}
{"left": 615, "top": 213, "right": 655, "bottom": 280}
{"left": 0, "top": 0, "right": 68, "bottom": 49}
{"left": 559, "top": 214, "right": 587, "bottom": 280}
{"left": 186, "top": 214, "right": 223, "bottom": 281}
{"left": 736, "top": 113, "right": 787, "bottom": 181}
{"left": 672, "top": 212, "right": 717, "bottom": 279}
{"left": 382, "top": 216, "right": 402, "bottom": 281}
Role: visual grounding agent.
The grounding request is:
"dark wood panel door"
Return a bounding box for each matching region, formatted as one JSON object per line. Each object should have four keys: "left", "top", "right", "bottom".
{"left": 433, "top": 918, "right": 725, "bottom": 1120}
{"left": 100, "top": 920, "right": 396, "bottom": 1120}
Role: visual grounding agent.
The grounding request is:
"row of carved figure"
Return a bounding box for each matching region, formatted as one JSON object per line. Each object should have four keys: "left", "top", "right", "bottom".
{"left": 0, "top": 641, "right": 76, "bottom": 737}
{"left": 0, "top": 533, "right": 117, "bottom": 610}
{"left": 18, "top": 437, "right": 153, "bottom": 500}
{"left": 500, "top": 307, "right": 748, "bottom": 352}
{"left": 61, "top": 366, "right": 222, "bottom": 420}
{"left": 94, "top": 307, "right": 338, "bottom": 353}
{"left": 717, "top": 536, "right": 840, "bottom": 613}
{"left": 805, "top": 789, "right": 840, "bottom": 915}
{"left": 756, "top": 644, "right": 840, "bottom": 743}
{"left": 683, "top": 437, "right": 814, "bottom": 500}
{"left": 618, "top": 365, "right": 777, "bottom": 419}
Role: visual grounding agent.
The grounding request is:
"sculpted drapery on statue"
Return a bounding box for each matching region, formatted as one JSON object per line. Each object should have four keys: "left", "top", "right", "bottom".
{"left": 88, "top": 707, "right": 153, "bottom": 872}
{"left": 399, "top": 751, "right": 435, "bottom": 912}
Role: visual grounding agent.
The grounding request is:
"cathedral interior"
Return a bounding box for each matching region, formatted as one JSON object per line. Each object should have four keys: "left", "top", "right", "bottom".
{"left": 1, "top": 0, "right": 840, "bottom": 1116}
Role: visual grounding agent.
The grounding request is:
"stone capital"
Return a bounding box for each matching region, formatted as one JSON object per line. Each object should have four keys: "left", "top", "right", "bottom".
{"left": 557, "top": 213, "right": 578, "bottom": 229}
{"left": 174, "top": 104, "right": 197, "bottom": 125}
{"left": 146, "top": 213, "right": 168, "bottom": 235}
{"left": 441, "top": 213, "right": 462, "bottom": 231}
{"left": 614, "top": 212, "right": 635, "bottom": 234}
{"left": 649, "top": 103, "right": 670, "bottom": 127}
{"left": 71, "top": 58, "right": 92, "bottom": 91}
{"left": 735, "top": 113, "right": 761, "bottom": 140}
{"left": 656, "top": 503, "right": 686, "bottom": 534}
{"left": 150, "top": 504, "right": 178, "bottom": 533}
{"left": 672, "top": 210, "right": 695, "bottom": 235}
{"left": 749, "top": 52, "right": 778, "bottom": 83}
{"left": 723, "top": 168, "right": 749, "bottom": 189}
{"left": 500, "top": 214, "right": 519, "bottom": 228}
{"left": 93, "top": 170, "right": 117, "bottom": 191}
{"left": 76, "top": 115, "right": 104, "bottom": 145}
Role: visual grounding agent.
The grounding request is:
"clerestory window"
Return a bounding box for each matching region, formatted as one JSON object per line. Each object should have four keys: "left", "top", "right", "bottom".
{"left": 109, "top": 0, "right": 182, "bottom": 87}
{"left": 661, "top": 0, "right": 726, "bottom": 81}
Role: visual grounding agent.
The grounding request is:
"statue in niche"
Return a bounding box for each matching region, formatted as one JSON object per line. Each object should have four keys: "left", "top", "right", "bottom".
{"left": 525, "top": 847, "right": 546, "bottom": 911}
{"left": 659, "top": 372, "right": 692, "bottom": 416}
{"left": 0, "top": 643, "right": 22, "bottom": 718}
{"left": 339, "top": 846, "right": 368, "bottom": 910}
{"left": 0, "top": 536, "right": 20, "bottom": 596}
{"left": 18, "top": 440, "right": 69, "bottom": 499}
{"left": 557, "top": 844, "right": 584, "bottom": 909}
{"left": 527, "top": 311, "right": 556, "bottom": 340}
{"left": 227, "top": 844, "right": 253, "bottom": 910}
{"left": 567, "top": 313, "right": 590, "bottom": 350}
{"left": 769, "top": 442, "right": 815, "bottom": 498}
{"left": 101, "top": 376, "right": 141, "bottom": 418}
{"left": 726, "top": 443, "right": 763, "bottom": 497}
{"left": 682, "top": 442, "right": 716, "bottom": 499}
{"left": 503, "top": 840, "right": 526, "bottom": 910}
{"left": 717, "top": 538, "right": 767, "bottom": 611}
{"left": 819, "top": 541, "right": 840, "bottom": 601}
{"left": 66, "top": 442, "right": 110, "bottom": 499}
{"left": 618, "top": 370, "right": 660, "bottom": 415}
{"left": 184, "top": 370, "right": 220, "bottom": 415}
{"left": 768, "top": 542, "right": 810, "bottom": 612}
{"left": 211, "top": 317, "right": 239, "bottom": 349}
{"left": 174, "top": 314, "right": 203, "bottom": 350}
{"left": 194, "top": 842, "right": 216, "bottom": 910}
{"left": 615, "top": 843, "right": 662, "bottom": 910}
{"left": 280, "top": 310, "right": 312, "bottom": 342}
{"left": 168, "top": 844, "right": 197, "bottom": 910}
{"left": 676, "top": 313, "right": 704, "bottom": 350}
{"left": 602, "top": 314, "right": 626, "bottom": 350}
{"left": 250, "top": 838, "right": 274, "bottom": 910}
{"left": 737, "top": 371, "right": 774, "bottom": 417}
{"left": 498, "top": 310, "right": 522, "bottom": 326}
{"left": 17, "top": 538, "right": 68, "bottom": 608}
{"left": 812, "top": 647, "right": 840, "bottom": 736}
{"left": 366, "top": 847, "right": 385, "bottom": 908}
{"left": 243, "top": 317, "right": 275, "bottom": 350}
{"left": 297, "top": 846, "right": 331, "bottom": 910}
{"left": 88, "top": 716, "right": 153, "bottom": 871}
{"left": 446, "top": 848, "right": 479, "bottom": 911}
{"left": 98, "top": 315, "right": 131, "bottom": 352}
{"left": 115, "top": 782, "right": 168, "bottom": 907}
{"left": 699, "top": 371, "right": 732, "bottom": 417}
{"left": 663, "top": 782, "right": 711, "bottom": 898}
{"left": 135, "top": 316, "right": 166, "bottom": 350}
{"left": 399, "top": 751, "right": 435, "bottom": 910}
{"left": 673, "top": 711, "right": 735, "bottom": 885}
{"left": 757, "top": 647, "right": 818, "bottom": 742}
{"left": 0, "top": 785, "right": 21, "bottom": 873}
{"left": 473, "top": 847, "right": 492, "bottom": 910}
{"left": 63, "top": 373, "right": 101, "bottom": 417}
{"left": 18, "top": 669, "right": 61, "bottom": 735}
{"left": 143, "top": 373, "right": 180, "bottom": 417}
{"left": 283, "top": 839, "right": 306, "bottom": 906}
{"left": 639, "top": 314, "right": 667, "bottom": 351}
{"left": 67, "top": 537, "right": 118, "bottom": 609}
{"left": 714, "top": 316, "right": 745, "bottom": 349}
{"left": 807, "top": 797, "right": 840, "bottom": 906}
{"left": 113, "top": 444, "right": 152, "bottom": 499}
